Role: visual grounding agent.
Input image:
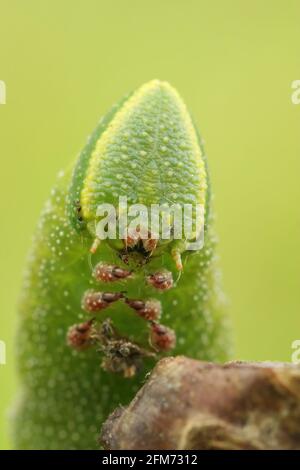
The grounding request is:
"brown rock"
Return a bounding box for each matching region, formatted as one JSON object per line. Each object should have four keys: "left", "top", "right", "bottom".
{"left": 101, "top": 357, "right": 300, "bottom": 450}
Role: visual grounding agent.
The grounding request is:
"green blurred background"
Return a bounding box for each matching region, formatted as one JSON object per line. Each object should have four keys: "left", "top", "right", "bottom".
{"left": 0, "top": 0, "right": 299, "bottom": 449}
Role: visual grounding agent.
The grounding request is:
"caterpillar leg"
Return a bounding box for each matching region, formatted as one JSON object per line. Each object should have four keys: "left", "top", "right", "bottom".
{"left": 93, "top": 263, "right": 132, "bottom": 283}
{"left": 68, "top": 286, "right": 176, "bottom": 376}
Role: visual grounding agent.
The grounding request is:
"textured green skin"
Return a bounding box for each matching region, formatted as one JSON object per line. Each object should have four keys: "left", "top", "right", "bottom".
{"left": 12, "top": 81, "right": 230, "bottom": 449}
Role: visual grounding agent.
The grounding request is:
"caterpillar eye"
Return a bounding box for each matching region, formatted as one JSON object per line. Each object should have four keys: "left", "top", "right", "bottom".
{"left": 147, "top": 270, "right": 174, "bottom": 290}
{"left": 149, "top": 322, "right": 176, "bottom": 352}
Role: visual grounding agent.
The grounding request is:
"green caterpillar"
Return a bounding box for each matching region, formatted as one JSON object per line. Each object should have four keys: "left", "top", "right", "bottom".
{"left": 12, "top": 80, "right": 231, "bottom": 449}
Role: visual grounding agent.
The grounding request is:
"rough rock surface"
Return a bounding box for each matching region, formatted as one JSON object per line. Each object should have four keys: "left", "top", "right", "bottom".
{"left": 101, "top": 356, "right": 300, "bottom": 450}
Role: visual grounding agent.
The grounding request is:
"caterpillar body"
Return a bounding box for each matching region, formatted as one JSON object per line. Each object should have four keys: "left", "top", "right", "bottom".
{"left": 13, "top": 80, "right": 230, "bottom": 449}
